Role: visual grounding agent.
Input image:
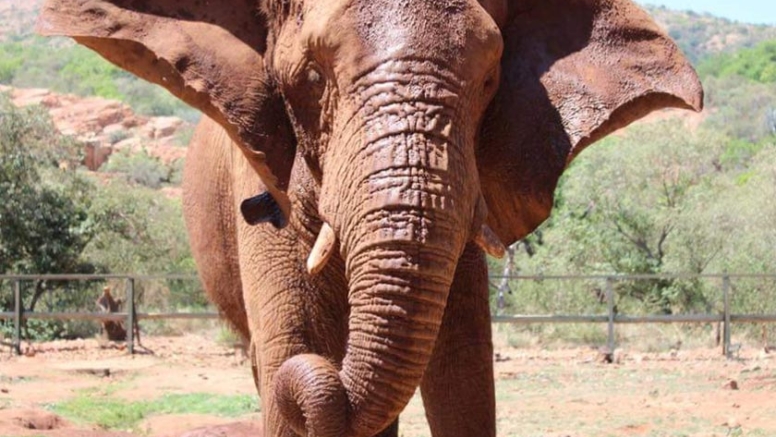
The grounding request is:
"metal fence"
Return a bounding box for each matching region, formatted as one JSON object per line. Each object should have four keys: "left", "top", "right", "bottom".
{"left": 491, "top": 273, "right": 776, "bottom": 358}
{"left": 2, "top": 273, "right": 775, "bottom": 357}
{"left": 0, "top": 274, "right": 214, "bottom": 355}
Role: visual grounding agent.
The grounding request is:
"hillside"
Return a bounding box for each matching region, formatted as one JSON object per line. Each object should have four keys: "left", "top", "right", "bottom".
{"left": 644, "top": 5, "right": 776, "bottom": 62}
{"left": 0, "top": 0, "right": 39, "bottom": 40}
{"left": 0, "top": 0, "right": 199, "bottom": 123}
{"left": 2, "top": 3, "right": 774, "bottom": 165}
{"left": 1, "top": 3, "right": 774, "bottom": 114}
{"left": 698, "top": 40, "right": 776, "bottom": 83}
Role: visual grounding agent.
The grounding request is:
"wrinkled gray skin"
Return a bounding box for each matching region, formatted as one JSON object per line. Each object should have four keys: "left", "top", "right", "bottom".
{"left": 37, "top": 0, "right": 703, "bottom": 436}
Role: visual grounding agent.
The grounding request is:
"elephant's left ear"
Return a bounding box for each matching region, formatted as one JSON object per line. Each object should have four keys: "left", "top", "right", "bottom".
{"left": 477, "top": 0, "right": 703, "bottom": 246}
{"left": 37, "top": 0, "right": 295, "bottom": 218}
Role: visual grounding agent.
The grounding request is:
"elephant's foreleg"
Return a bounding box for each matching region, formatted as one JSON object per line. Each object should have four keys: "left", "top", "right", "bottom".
{"left": 183, "top": 118, "right": 251, "bottom": 341}
{"left": 237, "top": 225, "right": 350, "bottom": 437}
{"left": 420, "top": 243, "right": 496, "bottom": 437}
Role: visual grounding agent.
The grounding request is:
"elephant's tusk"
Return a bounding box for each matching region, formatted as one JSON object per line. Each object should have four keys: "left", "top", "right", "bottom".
{"left": 474, "top": 224, "right": 507, "bottom": 259}
{"left": 306, "top": 223, "right": 337, "bottom": 275}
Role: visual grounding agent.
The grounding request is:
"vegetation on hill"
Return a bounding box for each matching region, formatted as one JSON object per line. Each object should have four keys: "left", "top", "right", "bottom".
{"left": 698, "top": 40, "right": 776, "bottom": 83}
{"left": 0, "top": 95, "right": 92, "bottom": 278}
{"left": 644, "top": 5, "right": 776, "bottom": 63}
{"left": 0, "top": 1, "right": 40, "bottom": 41}
{"left": 0, "top": 0, "right": 198, "bottom": 120}
{"left": 0, "top": 36, "right": 199, "bottom": 122}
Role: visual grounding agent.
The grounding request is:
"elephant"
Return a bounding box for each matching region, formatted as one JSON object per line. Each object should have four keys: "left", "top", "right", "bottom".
{"left": 37, "top": 0, "right": 702, "bottom": 436}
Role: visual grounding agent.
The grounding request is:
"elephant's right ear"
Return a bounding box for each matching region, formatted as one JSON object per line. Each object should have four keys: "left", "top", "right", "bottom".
{"left": 37, "top": 0, "right": 296, "bottom": 217}
{"left": 477, "top": 0, "right": 703, "bottom": 246}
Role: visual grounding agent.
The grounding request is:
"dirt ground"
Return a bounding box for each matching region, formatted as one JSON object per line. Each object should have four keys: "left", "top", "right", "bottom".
{"left": 1, "top": 332, "right": 775, "bottom": 437}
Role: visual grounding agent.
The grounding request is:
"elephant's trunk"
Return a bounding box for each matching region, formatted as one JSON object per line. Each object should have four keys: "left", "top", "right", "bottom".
{"left": 277, "top": 237, "right": 462, "bottom": 436}
{"left": 276, "top": 85, "right": 479, "bottom": 435}
{"left": 340, "top": 221, "right": 464, "bottom": 435}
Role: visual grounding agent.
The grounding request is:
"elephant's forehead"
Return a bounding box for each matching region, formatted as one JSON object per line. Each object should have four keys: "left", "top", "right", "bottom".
{"left": 298, "top": 0, "right": 478, "bottom": 53}
{"left": 294, "top": 0, "right": 500, "bottom": 83}
{"left": 351, "top": 0, "right": 472, "bottom": 51}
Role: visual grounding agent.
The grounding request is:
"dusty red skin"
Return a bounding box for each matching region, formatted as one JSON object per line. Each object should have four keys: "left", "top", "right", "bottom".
{"left": 36, "top": 1, "right": 702, "bottom": 436}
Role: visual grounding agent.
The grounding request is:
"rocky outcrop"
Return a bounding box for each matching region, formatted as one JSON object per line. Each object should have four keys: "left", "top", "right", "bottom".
{"left": 1, "top": 85, "right": 192, "bottom": 170}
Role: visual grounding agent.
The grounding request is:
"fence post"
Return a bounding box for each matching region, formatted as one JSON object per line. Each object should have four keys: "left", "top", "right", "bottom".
{"left": 606, "top": 277, "right": 615, "bottom": 353}
{"left": 13, "top": 280, "right": 22, "bottom": 356}
{"left": 126, "top": 277, "right": 135, "bottom": 355}
{"left": 722, "top": 274, "right": 731, "bottom": 358}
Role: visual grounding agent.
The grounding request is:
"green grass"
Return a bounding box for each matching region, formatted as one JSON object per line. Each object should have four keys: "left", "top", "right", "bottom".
{"left": 153, "top": 393, "right": 257, "bottom": 416}
{"left": 50, "top": 392, "right": 258, "bottom": 431}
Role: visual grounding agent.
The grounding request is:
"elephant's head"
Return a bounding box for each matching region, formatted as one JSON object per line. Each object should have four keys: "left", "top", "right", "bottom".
{"left": 38, "top": 0, "right": 702, "bottom": 435}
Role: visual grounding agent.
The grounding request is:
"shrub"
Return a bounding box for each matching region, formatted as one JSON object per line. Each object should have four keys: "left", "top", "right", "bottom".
{"left": 102, "top": 149, "right": 171, "bottom": 189}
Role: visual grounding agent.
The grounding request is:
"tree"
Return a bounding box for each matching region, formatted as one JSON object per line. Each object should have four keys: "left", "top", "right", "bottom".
{"left": 504, "top": 122, "right": 734, "bottom": 314}
{"left": 0, "top": 95, "right": 94, "bottom": 278}
{"left": 0, "top": 94, "right": 106, "bottom": 338}
{"left": 703, "top": 75, "right": 776, "bottom": 143}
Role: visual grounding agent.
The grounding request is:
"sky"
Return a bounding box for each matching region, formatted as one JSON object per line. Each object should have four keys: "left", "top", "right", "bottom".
{"left": 639, "top": 0, "right": 776, "bottom": 25}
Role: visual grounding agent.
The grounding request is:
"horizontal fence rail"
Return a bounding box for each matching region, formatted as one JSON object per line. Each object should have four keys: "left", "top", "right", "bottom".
{"left": 2, "top": 273, "right": 775, "bottom": 357}
{"left": 0, "top": 311, "right": 220, "bottom": 321}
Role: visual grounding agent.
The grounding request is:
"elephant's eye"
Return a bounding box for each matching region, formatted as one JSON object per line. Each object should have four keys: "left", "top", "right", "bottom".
{"left": 306, "top": 65, "right": 323, "bottom": 85}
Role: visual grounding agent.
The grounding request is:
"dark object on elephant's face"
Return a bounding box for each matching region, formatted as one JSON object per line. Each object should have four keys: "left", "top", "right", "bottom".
{"left": 241, "top": 191, "right": 288, "bottom": 229}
